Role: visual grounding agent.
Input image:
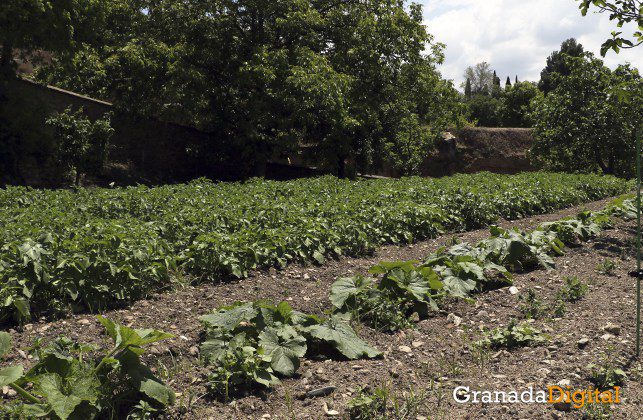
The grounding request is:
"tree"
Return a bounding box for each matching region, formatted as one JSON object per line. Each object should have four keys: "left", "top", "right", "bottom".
{"left": 465, "top": 78, "right": 472, "bottom": 99}
{"left": 45, "top": 107, "right": 114, "bottom": 185}
{"left": 497, "top": 82, "right": 541, "bottom": 128}
{"left": 530, "top": 53, "right": 642, "bottom": 177}
{"left": 491, "top": 70, "right": 502, "bottom": 98}
{"left": 576, "top": 0, "right": 642, "bottom": 55}
{"left": 35, "top": 0, "right": 465, "bottom": 178}
{"left": 505, "top": 76, "right": 512, "bottom": 89}
{"left": 0, "top": 0, "right": 103, "bottom": 77}
{"left": 467, "top": 94, "right": 501, "bottom": 127}
{"left": 462, "top": 62, "right": 494, "bottom": 94}
{"left": 538, "top": 38, "right": 585, "bottom": 94}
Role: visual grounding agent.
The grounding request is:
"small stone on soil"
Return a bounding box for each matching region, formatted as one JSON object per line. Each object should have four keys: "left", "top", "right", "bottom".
{"left": 577, "top": 338, "right": 590, "bottom": 348}
{"left": 602, "top": 323, "right": 621, "bottom": 335}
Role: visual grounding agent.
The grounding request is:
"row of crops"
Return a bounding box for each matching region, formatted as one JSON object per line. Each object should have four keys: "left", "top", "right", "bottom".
{"left": 0, "top": 172, "right": 630, "bottom": 323}
{"left": 3, "top": 198, "right": 633, "bottom": 419}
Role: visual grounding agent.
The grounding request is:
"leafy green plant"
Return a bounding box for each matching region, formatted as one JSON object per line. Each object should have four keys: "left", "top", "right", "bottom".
{"left": 540, "top": 211, "right": 605, "bottom": 246}
{"left": 557, "top": 276, "right": 589, "bottom": 302}
{"left": 596, "top": 260, "right": 617, "bottom": 275}
{"left": 0, "top": 172, "right": 629, "bottom": 323}
{"left": 423, "top": 246, "right": 512, "bottom": 296}
{"left": 519, "top": 289, "right": 547, "bottom": 319}
{"left": 476, "top": 319, "right": 549, "bottom": 349}
{"left": 607, "top": 197, "right": 636, "bottom": 220}
{"left": 587, "top": 364, "right": 627, "bottom": 390}
{"left": 199, "top": 300, "right": 380, "bottom": 399}
{"left": 0, "top": 318, "right": 174, "bottom": 419}
{"left": 550, "top": 299, "right": 567, "bottom": 318}
{"left": 476, "top": 226, "right": 564, "bottom": 272}
{"left": 330, "top": 262, "right": 446, "bottom": 332}
{"left": 347, "top": 386, "right": 389, "bottom": 420}
{"left": 45, "top": 107, "right": 114, "bottom": 186}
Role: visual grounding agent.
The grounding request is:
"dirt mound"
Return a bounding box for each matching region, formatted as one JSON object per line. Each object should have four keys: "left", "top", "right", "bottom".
{"left": 423, "top": 127, "right": 536, "bottom": 177}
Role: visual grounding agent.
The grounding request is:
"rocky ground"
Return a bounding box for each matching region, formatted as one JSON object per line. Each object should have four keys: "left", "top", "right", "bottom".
{"left": 2, "top": 197, "right": 642, "bottom": 419}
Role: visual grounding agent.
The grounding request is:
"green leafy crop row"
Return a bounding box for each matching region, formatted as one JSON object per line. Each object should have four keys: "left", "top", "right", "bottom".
{"left": 330, "top": 202, "right": 621, "bottom": 332}
{"left": 0, "top": 173, "right": 629, "bottom": 323}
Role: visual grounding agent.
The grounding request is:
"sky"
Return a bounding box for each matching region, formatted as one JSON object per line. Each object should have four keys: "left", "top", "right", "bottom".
{"left": 422, "top": 0, "right": 643, "bottom": 89}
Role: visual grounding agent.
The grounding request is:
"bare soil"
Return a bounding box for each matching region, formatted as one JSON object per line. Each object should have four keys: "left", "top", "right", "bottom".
{"left": 2, "top": 197, "right": 642, "bottom": 419}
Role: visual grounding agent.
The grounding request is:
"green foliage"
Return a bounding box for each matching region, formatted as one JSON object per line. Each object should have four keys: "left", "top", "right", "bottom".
{"left": 496, "top": 82, "right": 542, "bottom": 127}
{"left": 330, "top": 262, "right": 445, "bottom": 332}
{"left": 466, "top": 93, "right": 502, "bottom": 127}
{"left": 587, "top": 359, "right": 627, "bottom": 390}
{"left": 597, "top": 259, "right": 618, "bottom": 275}
{"left": 538, "top": 38, "right": 585, "bottom": 94}
{"left": 519, "top": 289, "right": 547, "bottom": 319}
{"left": 476, "top": 226, "right": 565, "bottom": 272}
{"left": 33, "top": 0, "right": 466, "bottom": 177}
{"left": 347, "top": 387, "right": 389, "bottom": 420}
{"left": 530, "top": 54, "right": 642, "bottom": 178}
{"left": 199, "top": 300, "right": 380, "bottom": 399}
{"left": 0, "top": 318, "right": 174, "bottom": 419}
{"left": 0, "top": 172, "right": 628, "bottom": 323}
{"left": 557, "top": 276, "right": 589, "bottom": 302}
{"left": 540, "top": 211, "right": 605, "bottom": 247}
{"left": 607, "top": 196, "right": 637, "bottom": 219}
{"left": 45, "top": 107, "right": 114, "bottom": 185}
{"left": 336, "top": 205, "right": 617, "bottom": 331}
{"left": 0, "top": 0, "right": 104, "bottom": 77}
{"left": 576, "top": 0, "right": 643, "bottom": 56}
{"left": 476, "top": 319, "right": 549, "bottom": 349}
{"left": 462, "top": 62, "right": 495, "bottom": 94}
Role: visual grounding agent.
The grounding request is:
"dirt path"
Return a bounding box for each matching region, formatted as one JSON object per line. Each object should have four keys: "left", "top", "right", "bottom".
{"left": 3, "top": 196, "right": 642, "bottom": 419}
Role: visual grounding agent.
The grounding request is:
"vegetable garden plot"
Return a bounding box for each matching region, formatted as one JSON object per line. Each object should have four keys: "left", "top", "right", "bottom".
{"left": 0, "top": 172, "right": 630, "bottom": 323}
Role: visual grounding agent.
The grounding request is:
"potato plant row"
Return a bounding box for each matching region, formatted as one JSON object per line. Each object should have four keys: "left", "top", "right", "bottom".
{"left": 0, "top": 173, "right": 630, "bottom": 323}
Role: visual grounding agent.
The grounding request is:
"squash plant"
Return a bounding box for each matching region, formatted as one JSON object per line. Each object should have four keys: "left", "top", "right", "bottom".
{"left": 0, "top": 318, "right": 174, "bottom": 419}
{"left": 199, "top": 300, "right": 380, "bottom": 400}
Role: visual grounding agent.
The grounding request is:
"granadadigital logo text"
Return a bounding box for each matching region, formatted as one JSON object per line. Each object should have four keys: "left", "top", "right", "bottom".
{"left": 453, "top": 386, "right": 621, "bottom": 410}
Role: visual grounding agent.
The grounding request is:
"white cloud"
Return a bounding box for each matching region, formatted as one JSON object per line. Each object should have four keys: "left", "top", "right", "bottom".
{"left": 422, "top": 0, "right": 643, "bottom": 88}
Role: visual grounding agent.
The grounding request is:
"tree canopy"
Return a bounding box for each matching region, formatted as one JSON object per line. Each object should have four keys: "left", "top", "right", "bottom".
{"left": 538, "top": 38, "right": 585, "bottom": 94}
{"left": 30, "top": 0, "right": 466, "bottom": 177}
{"left": 530, "top": 53, "right": 643, "bottom": 177}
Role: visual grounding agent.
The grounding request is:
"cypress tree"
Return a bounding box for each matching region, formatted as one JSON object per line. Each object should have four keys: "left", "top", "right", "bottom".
{"left": 506, "top": 76, "right": 512, "bottom": 89}
{"left": 465, "top": 77, "right": 472, "bottom": 99}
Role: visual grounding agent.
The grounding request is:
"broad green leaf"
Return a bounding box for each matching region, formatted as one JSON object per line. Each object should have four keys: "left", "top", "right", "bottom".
{"left": 98, "top": 316, "right": 173, "bottom": 351}
{"left": 0, "top": 332, "right": 11, "bottom": 358}
{"left": 305, "top": 317, "right": 380, "bottom": 360}
{"left": 329, "top": 276, "right": 372, "bottom": 309}
{"left": 369, "top": 261, "right": 418, "bottom": 275}
{"left": 254, "top": 369, "right": 280, "bottom": 387}
{"left": 37, "top": 374, "right": 84, "bottom": 420}
{"left": 0, "top": 365, "right": 23, "bottom": 387}
{"left": 199, "top": 302, "right": 257, "bottom": 331}
{"left": 380, "top": 268, "right": 431, "bottom": 302}
{"left": 258, "top": 328, "right": 306, "bottom": 377}
{"left": 117, "top": 349, "right": 175, "bottom": 407}
{"left": 441, "top": 272, "right": 477, "bottom": 298}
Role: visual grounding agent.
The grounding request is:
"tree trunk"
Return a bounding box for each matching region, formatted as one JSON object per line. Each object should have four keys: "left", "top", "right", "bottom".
{"left": 0, "top": 43, "right": 14, "bottom": 76}
{"left": 337, "top": 156, "right": 346, "bottom": 179}
{"left": 595, "top": 148, "right": 611, "bottom": 174}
